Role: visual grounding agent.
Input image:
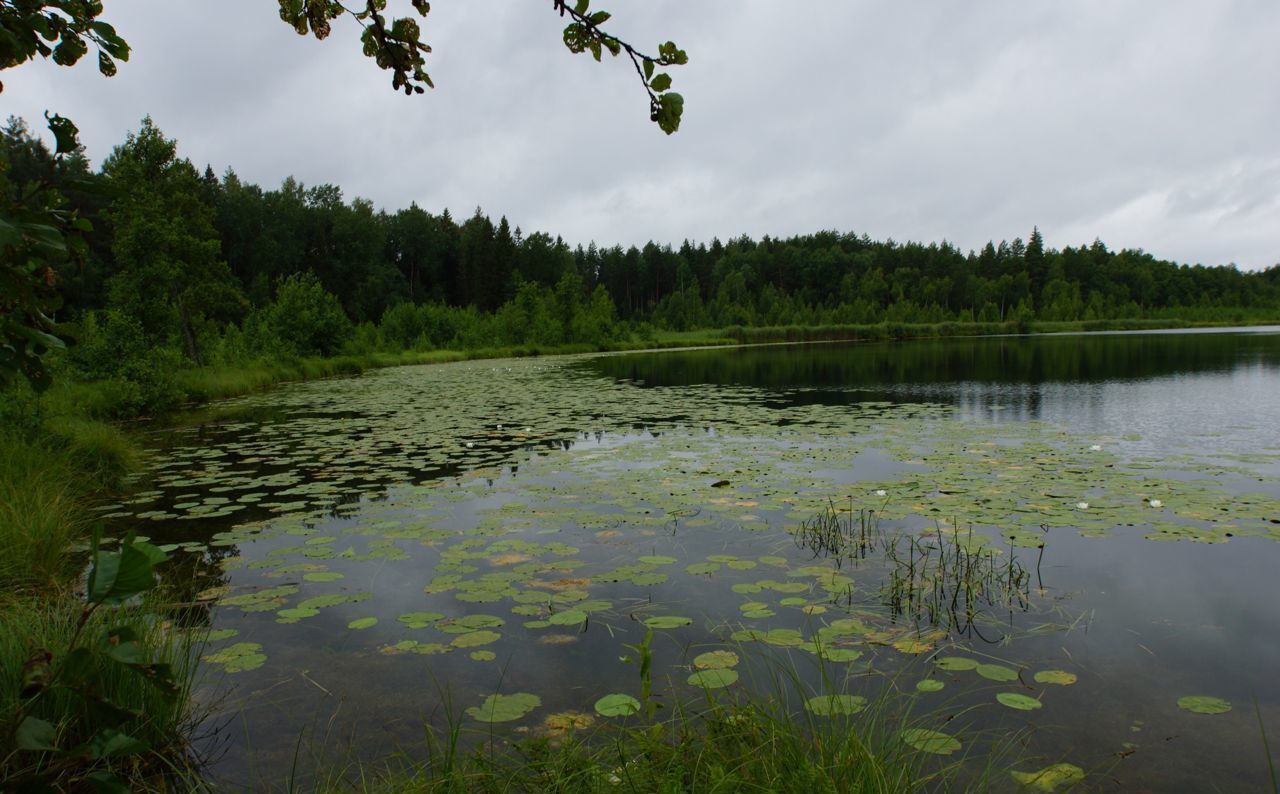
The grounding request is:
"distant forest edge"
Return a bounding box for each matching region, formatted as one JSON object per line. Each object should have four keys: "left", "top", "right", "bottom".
{"left": 6, "top": 116, "right": 1279, "bottom": 413}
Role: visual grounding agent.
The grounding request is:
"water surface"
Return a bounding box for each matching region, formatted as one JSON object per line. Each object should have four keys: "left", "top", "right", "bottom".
{"left": 105, "top": 328, "right": 1280, "bottom": 791}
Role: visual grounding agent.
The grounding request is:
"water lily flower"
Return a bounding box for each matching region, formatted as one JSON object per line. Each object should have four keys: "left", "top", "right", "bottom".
{"left": 1149, "top": 499, "right": 1163, "bottom": 508}
{"left": 1089, "top": 444, "right": 1102, "bottom": 452}
{"left": 1076, "top": 501, "right": 1089, "bottom": 510}
{"left": 465, "top": 442, "right": 474, "bottom": 448}
{"left": 875, "top": 489, "right": 888, "bottom": 497}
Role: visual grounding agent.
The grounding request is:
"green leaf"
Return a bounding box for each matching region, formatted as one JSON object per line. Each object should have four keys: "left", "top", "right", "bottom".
{"left": 594, "top": 693, "right": 641, "bottom": 717}
{"left": 1176, "top": 695, "right": 1231, "bottom": 715}
{"left": 805, "top": 694, "right": 867, "bottom": 716}
{"left": 87, "top": 728, "right": 149, "bottom": 759}
{"left": 1010, "top": 763, "right": 1086, "bottom": 791}
{"left": 643, "top": 58, "right": 654, "bottom": 80}
{"left": 573, "top": 0, "right": 590, "bottom": 14}
{"left": 588, "top": 11, "right": 611, "bottom": 25}
{"left": 996, "top": 692, "right": 1042, "bottom": 711}
{"left": 687, "top": 669, "right": 738, "bottom": 689}
{"left": 85, "top": 770, "right": 132, "bottom": 794}
{"left": 901, "top": 728, "right": 961, "bottom": 756}
{"left": 15, "top": 716, "right": 58, "bottom": 751}
{"left": 466, "top": 692, "right": 540, "bottom": 723}
{"left": 655, "top": 91, "right": 684, "bottom": 135}
{"left": 649, "top": 73, "right": 672, "bottom": 92}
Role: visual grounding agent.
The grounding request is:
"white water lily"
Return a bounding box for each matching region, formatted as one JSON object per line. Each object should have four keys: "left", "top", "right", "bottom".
{"left": 1089, "top": 444, "right": 1103, "bottom": 452}
{"left": 875, "top": 489, "right": 887, "bottom": 497}
{"left": 1149, "top": 499, "right": 1163, "bottom": 508}
{"left": 1076, "top": 501, "right": 1089, "bottom": 510}
{"left": 524, "top": 427, "right": 532, "bottom": 432}
{"left": 465, "top": 442, "right": 474, "bottom": 448}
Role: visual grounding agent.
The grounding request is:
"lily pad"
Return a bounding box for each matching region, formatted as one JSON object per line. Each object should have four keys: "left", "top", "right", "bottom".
{"left": 1034, "top": 670, "right": 1077, "bottom": 686}
{"left": 997, "top": 692, "right": 1043, "bottom": 711}
{"left": 1010, "top": 763, "right": 1086, "bottom": 791}
{"left": 805, "top": 694, "right": 868, "bottom": 716}
{"left": 594, "top": 693, "right": 642, "bottom": 717}
{"left": 916, "top": 679, "right": 945, "bottom": 693}
{"left": 934, "top": 656, "right": 979, "bottom": 671}
{"left": 901, "top": 728, "right": 961, "bottom": 756}
{"left": 348, "top": 617, "right": 378, "bottom": 630}
{"left": 643, "top": 616, "right": 693, "bottom": 629}
{"left": 976, "top": 663, "right": 1019, "bottom": 682}
{"left": 693, "top": 650, "right": 740, "bottom": 670}
{"left": 1177, "top": 696, "right": 1232, "bottom": 715}
{"left": 466, "top": 692, "right": 541, "bottom": 723}
{"left": 687, "top": 669, "right": 739, "bottom": 689}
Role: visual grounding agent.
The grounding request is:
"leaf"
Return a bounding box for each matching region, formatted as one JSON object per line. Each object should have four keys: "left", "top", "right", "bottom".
{"left": 15, "top": 716, "right": 58, "bottom": 751}
{"left": 1177, "top": 695, "right": 1231, "bottom": 715}
{"left": 1033, "top": 670, "right": 1077, "bottom": 686}
{"left": 594, "top": 693, "right": 641, "bottom": 717}
{"left": 643, "top": 615, "right": 692, "bottom": 629}
{"left": 934, "top": 656, "right": 979, "bottom": 671}
{"left": 643, "top": 58, "right": 654, "bottom": 79}
{"left": 805, "top": 694, "right": 867, "bottom": 716}
{"left": 916, "top": 679, "right": 945, "bottom": 693}
{"left": 687, "top": 669, "right": 738, "bottom": 689}
{"left": 649, "top": 73, "right": 672, "bottom": 92}
{"left": 655, "top": 91, "right": 684, "bottom": 135}
{"left": 996, "top": 692, "right": 1043, "bottom": 711}
{"left": 44, "top": 112, "right": 80, "bottom": 155}
{"left": 975, "top": 663, "right": 1019, "bottom": 682}
{"left": 87, "top": 728, "right": 149, "bottom": 759}
{"left": 466, "top": 692, "right": 540, "bottom": 723}
{"left": 692, "top": 650, "right": 739, "bottom": 670}
{"left": 901, "top": 728, "right": 961, "bottom": 756}
{"left": 348, "top": 617, "right": 378, "bottom": 630}
{"left": 1010, "top": 763, "right": 1086, "bottom": 791}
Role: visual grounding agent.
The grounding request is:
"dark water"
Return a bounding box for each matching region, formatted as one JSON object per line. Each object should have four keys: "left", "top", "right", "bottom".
{"left": 123, "top": 328, "right": 1280, "bottom": 791}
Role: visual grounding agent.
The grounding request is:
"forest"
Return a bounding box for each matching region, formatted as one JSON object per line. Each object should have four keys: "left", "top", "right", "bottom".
{"left": 5, "top": 113, "right": 1280, "bottom": 412}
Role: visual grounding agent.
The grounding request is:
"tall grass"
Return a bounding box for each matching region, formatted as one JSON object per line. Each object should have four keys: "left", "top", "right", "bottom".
{"left": 0, "top": 594, "right": 205, "bottom": 789}
{"left": 0, "top": 433, "right": 88, "bottom": 592}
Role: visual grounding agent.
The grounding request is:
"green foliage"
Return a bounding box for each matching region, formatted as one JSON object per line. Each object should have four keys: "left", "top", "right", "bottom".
{"left": 0, "top": 432, "right": 85, "bottom": 592}
{"left": 66, "top": 310, "right": 184, "bottom": 415}
{"left": 0, "top": 534, "right": 195, "bottom": 792}
{"left": 262, "top": 271, "right": 353, "bottom": 357}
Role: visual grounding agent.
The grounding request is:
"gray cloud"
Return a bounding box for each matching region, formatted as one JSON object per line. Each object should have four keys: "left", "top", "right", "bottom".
{"left": 5, "top": 0, "right": 1278, "bottom": 268}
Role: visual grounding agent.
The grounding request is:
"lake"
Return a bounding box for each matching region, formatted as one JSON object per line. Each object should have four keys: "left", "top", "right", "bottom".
{"left": 103, "top": 328, "right": 1280, "bottom": 791}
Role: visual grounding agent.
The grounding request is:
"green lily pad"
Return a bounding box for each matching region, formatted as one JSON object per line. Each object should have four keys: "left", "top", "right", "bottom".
{"left": 466, "top": 692, "right": 540, "bottom": 723}
{"left": 805, "top": 694, "right": 868, "bottom": 716}
{"left": 997, "top": 692, "right": 1043, "bottom": 711}
{"left": 685, "top": 563, "right": 721, "bottom": 575}
{"left": 687, "top": 669, "right": 739, "bottom": 689}
{"left": 203, "top": 642, "right": 267, "bottom": 673}
{"left": 916, "top": 679, "right": 945, "bottom": 693}
{"left": 693, "top": 650, "right": 740, "bottom": 670}
{"left": 901, "top": 728, "right": 961, "bottom": 756}
{"left": 303, "top": 572, "right": 345, "bottom": 583}
{"left": 1177, "top": 696, "right": 1232, "bottom": 715}
{"left": 1010, "top": 763, "right": 1086, "bottom": 791}
{"left": 638, "top": 556, "right": 677, "bottom": 565}
{"left": 470, "top": 650, "right": 497, "bottom": 661}
{"left": 934, "top": 656, "right": 979, "bottom": 671}
{"left": 348, "top": 617, "right": 378, "bottom": 630}
{"left": 644, "top": 616, "right": 693, "bottom": 629}
{"left": 594, "top": 693, "right": 642, "bottom": 717}
{"left": 548, "top": 610, "right": 588, "bottom": 626}
{"left": 976, "top": 664, "right": 1019, "bottom": 682}
{"left": 452, "top": 630, "right": 501, "bottom": 648}
{"left": 1034, "top": 670, "right": 1077, "bottom": 686}
{"left": 398, "top": 611, "right": 444, "bottom": 629}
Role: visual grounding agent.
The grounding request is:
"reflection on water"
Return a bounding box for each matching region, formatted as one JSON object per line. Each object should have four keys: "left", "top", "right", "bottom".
{"left": 123, "top": 329, "right": 1280, "bottom": 791}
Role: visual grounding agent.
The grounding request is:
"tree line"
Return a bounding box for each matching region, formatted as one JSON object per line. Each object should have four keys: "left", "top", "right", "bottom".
{"left": 5, "top": 115, "right": 1279, "bottom": 374}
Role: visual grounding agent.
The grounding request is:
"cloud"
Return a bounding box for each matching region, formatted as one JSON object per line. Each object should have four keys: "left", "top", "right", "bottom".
{"left": 5, "top": 0, "right": 1277, "bottom": 268}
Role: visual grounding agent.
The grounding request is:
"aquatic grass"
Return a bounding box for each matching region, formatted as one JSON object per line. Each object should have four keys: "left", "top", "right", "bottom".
{"left": 0, "top": 432, "right": 88, "bottom": 591}
{"left": 0, "top": 593, "right": 206, "bottom": 789}
{"left": 796, "top": 501, "right": 1037, "bottom": 636}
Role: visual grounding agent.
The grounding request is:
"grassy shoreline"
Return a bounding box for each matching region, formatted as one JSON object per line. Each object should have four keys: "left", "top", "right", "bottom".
{"left": 156, "top": 316, "right": 1280, "bottom": 412}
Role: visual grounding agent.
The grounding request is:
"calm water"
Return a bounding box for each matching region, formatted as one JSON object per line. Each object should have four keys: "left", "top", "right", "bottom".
{"left": 115, "top": 328, "right": 1280, "bottom": 791}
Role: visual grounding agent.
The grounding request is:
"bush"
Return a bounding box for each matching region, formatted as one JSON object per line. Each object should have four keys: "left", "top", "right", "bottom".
{"left": 263, "top": 272, "right": 353, "bottom": 357}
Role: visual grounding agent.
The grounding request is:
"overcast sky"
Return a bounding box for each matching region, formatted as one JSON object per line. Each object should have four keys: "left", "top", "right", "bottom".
{"left": 6, "top": 1, "right": 1278, "bottom": 269}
